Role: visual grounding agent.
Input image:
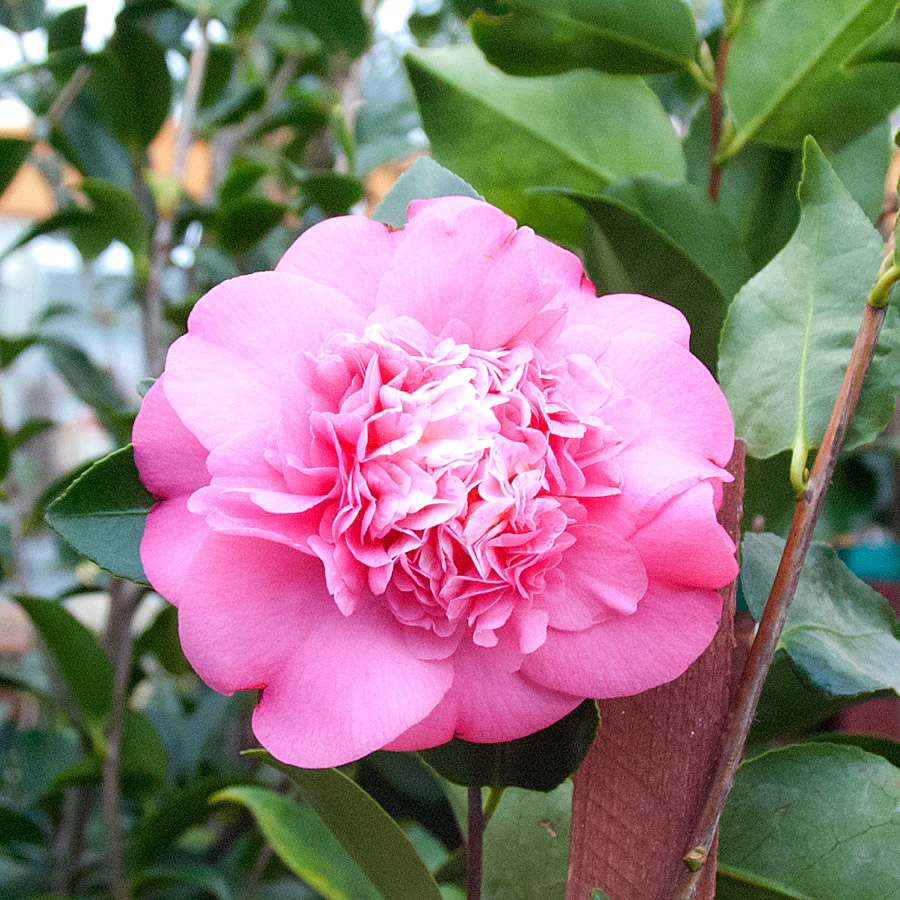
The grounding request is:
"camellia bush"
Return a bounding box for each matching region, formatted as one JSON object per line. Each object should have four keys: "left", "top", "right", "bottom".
{"left": 3, "top": 1, "right": 900, "bottom": 899}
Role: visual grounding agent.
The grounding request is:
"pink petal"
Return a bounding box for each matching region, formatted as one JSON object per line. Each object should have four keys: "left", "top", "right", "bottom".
{"left": 275, "top": 215, "right": 402, "bottom": 313}
{"left": 631, "top": 481, "right": 737, "bottom": 589}
{"left": 563, "top": 292, "right": 691, "bottom": 349}
{"left": 376, "top": 201, "right": 580, "bottom": 349}
{"left": 599, "top": 332, "right": 734, "bottom": 465}
{"left": 521, "top": 581, "right": 723, "bottom": 698}
{"left": 186, "top": 271, "right": 362, "bottom": 375}
{"left": 133, "top": 377, "right": 208, "bottom": 498}
{"left": 141, "top": 496, "right": 211, "bottom": 606}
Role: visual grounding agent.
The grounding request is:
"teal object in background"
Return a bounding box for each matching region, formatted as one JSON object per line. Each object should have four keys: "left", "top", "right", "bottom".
{"left": 837, "top": 532, "right": 900, "bottom": 582}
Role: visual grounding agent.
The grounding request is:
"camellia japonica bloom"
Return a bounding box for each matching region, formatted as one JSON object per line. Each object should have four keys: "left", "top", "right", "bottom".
{"left": 134, "top": 196, "right": 737, "bottom": 767}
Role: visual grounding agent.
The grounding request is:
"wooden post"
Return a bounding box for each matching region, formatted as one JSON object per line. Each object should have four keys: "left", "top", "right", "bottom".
{"left": 566, "top": 443, "right": 745, "bottom": 900}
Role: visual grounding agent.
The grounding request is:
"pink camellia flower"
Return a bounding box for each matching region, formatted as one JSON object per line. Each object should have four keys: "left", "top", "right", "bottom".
{"left": 133, "top": 197, "right": 737, "bottom": 767}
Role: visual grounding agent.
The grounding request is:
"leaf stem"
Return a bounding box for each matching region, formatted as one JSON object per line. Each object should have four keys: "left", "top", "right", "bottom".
{"left": 466, "top": 786, "right": 484, "bottom": 900}
{"left": 707, "top": 35, "right": 730, "bottom": 204}
{"left": 674, "top": 246, "right": 894, "bottom": 900}
{"left": 482, "top": 785, "right": 505, "bottom": 825}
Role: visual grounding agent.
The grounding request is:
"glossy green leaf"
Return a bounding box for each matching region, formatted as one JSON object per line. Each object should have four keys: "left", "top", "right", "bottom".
{"left": 13, "top": 594, "right": 114, "bottom": 726}
{"left": 250, "top": 750, "right": 443, "bottom": 900}
{"left": 287, "top": 0, "right": 368, "bottom": 58}
{"left": 420, "top": 700, "right": 597, "bottom": 791}
{"left": 718, "top": 743, "right": 900, "bottom": 898}
{"left": 741, "top": 532, "right": 900, "bottom": 698}
{"left": 45, "top": 445, "right": 153, "bottom": 585}
{"left": 0, "top": 138, "right": 31, "bottom": 198}
{"left": 405, "top": 44, "right": 685, "bottom": 203}
{"left": 374, "top": 157, "right": 482, "bottom": 228}
{"left": 471, "top": 0, "right": 699, "bottom": 76}
{"left": 719, "top": 138, "right": 900, "bottom": 460}
{"left": 133, "top": 863, "right": 233, "bottom": 900}
{"left": 578, "top": 175, "right": 750, "bottom": 371}
{"left": 219, "top": 197, "right": 288, "bottom": 255}
{"left": 722, "top": 0, "right": 900, "bottom": 157}
{"left": 212, "top": 786, "right": 380, "bottom": 900}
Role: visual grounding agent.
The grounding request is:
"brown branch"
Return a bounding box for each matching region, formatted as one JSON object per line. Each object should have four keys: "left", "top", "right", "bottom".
{"left": 143, "top": 19, "right": 210, "bottom": 375}
{"left": 707, "top": 36, "right": 730, "bottom": 204}
{"left": 674, "top": 244, "right": 897, "bottom": 900}
{"left": 466, "top": 786, "right": 484, "bottom": 900}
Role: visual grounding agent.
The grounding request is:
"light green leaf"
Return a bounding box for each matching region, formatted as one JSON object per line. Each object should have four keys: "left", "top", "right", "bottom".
{"left": 470, "top": 0, "right": 699, "bottom": 76}
{"left": 846, "top": 4, "right": 900, "bottom": 63}
{"left": 13, "top": 594, "right": 114, "bottom": 727}
{"left": 718, "top": 743, "right": 900, "bottom": 898}
{"left": 420, "top": 699, "right": 597, "bottom": 792}
{"left": 578, "top": 175, "right": 750, "bottom": 371}
{"left": 718, "top": 138, "right": 900, "bottom": 461}
{"left": 405, "top": 44, "right": 685, "bottom": 203}
{"left": 741, "top": 532, "right": 900, "bottom": 698}
{"left": 722, "top": 0, "right": 900, "bottom": 157}
{"left": 45, "top": 445, "right": 153, "bottom": 585}
{"left": 212, "top": 786, "right": 379, "bottom": 900}
{"left": 250, "top": 750, "right": 443, "bottom": 900}
{"left": 374, "top": 157, "right": 482, "bottom": 228}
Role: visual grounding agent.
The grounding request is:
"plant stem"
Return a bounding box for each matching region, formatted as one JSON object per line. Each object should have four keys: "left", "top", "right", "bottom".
{"left": 44, "top": 63, "right": 91, "bottom": 130}
{"left": 707, "top": 36, "right": 730, "bottom": 204}
{"left": 674, "top": 245, "right": 899, "bottom": 900}
{"left": 466, "top": 786, "right": 484, "bottom": 900}
{"left": 143, "top": 17, "right": 210, "bottom": 375}
{"left": 482, "top": 785, "right": 505, "bottom": 826}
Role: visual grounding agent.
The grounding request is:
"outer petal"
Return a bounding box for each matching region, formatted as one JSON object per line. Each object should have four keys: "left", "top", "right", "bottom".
{"left": 630, "top": 481, "right": 737, "bottom": 589}
{"left": 599, "top": 332, "right": 734, "bottom": 465}
{"left": 178, "top": 535, "right": 453, "bottom": 767}
{"left": 385, "top": 639, "right": 581, "bottom": 750}
{"left": 521, "top": 581, "right": 723, "bottom": 698}
{"left": 376, "top": 201, "right": 582, "bottom": 349}
{"left": 133, "top": 377, "right": 208, "bottom": 498}
{"left": 276, "top": 215, "right": 403, "bottom": 313}
{"left": 561, "top": 292, "right": 691, "bottom": 349}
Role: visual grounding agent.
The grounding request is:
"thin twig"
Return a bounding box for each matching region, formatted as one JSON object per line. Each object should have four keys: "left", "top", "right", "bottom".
{"left": 674, "top": 240, "right": 898, "bottom": 900}
{"left": 101, "top": 580, "right": 143, "bottom": 900}
{"left": 466, "top": 786, "right": 484, "bottom": 900}
{"left": 143, "top": 18, "right": 211, "bottom": 375}
{"left": 707, "top": 36, "right": 730, "bottom": 204}
{"left": 51, "top": 787, "right": 92, "bottom": 895}
{"left": 45, "top": 63, "right": 91, "bottom": 129}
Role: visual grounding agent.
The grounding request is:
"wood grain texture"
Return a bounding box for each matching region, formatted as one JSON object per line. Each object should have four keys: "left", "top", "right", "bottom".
{"left": 566, "top": 443, "right": 745, "bottom": 900}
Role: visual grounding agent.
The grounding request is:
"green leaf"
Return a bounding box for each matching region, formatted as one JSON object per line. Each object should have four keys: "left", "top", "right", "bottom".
{"left": 722, "top": 0, "right": 900, "bottom": 157}
{"left": 0, "top": 335, "right": 37, "bottom": 368}
{"left": 0, "top": 209, "right": 99, "bottom": 262}
{"left": 287, "top": 0, "right": 368, "bottom": 59}
{"left": 250, "top": 750, "right": 443, "bottom": 900}
{"left": 133, "top": 603, "right": 191, "bottom": 676}
{"left": 212, "top": 786, "right": 380, "bottom": 900}
{"left": 374, "top": 157, "right": 482, "bottom": 228}
{"left": 420, "top": 699, "right": 597, "bottom": 792}
{"left": 0, "top": 138, "right": 31, "bottom": 198}
{"left": 577, "top": 175, "right": 750, "bottom": 372}
{"left": 47, "top": 5, "right": 87, "bottom": 53}
{"left": 79, "top": 177, "right": 151, "bottom": 258}
{"left": 0, "top": 807, "right": 44, "bottom": 853}
{"left": 133, "top": 863, "right": 233, "bottom": 900}
{"left": 0, "top": 426, "right": 9, "bottom": 481}
{"left": 718, "top": 743, "right": 900, "bottom": 899}
{"left": 718, "top": 138, "right": 900, "bottom": 461}
{"left": 45, "top": 445, "right": 153, "bottom": 585}
{"left": 13, "top": 594, "right": 114, "bottom": 727}
{"left": 806, "top": 732, "right": 900, "bottom": 769}
{"left": 11, "top": 418, "right": 54, "bottom": 450}
{"left": 219, "top": 156, "right": 268, "bottom": 206}
{"left": 846, "top": 4, "right": 900, "bottom": 64}
{"left": 741, "top": 532, "right": 900, "bottom": 698}
{"left": 405, "top": 44, "right": 685, "bottom": 203}
{"left": 219, "top": 197, "right": 288, "bottom": 255}
{"left": 299, "top": 171, "right": 364, "bottom": 217}
{"left": 471, "top": 0, "right": 699, "bottom": 77}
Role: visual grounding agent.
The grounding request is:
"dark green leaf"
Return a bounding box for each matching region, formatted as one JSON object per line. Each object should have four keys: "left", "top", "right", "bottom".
{"left": 134, "top": 603, "right": 191, "bottom": 676}
{"left": 219, "top": 197, "right": 288, "bottom": 255}
{"left": 45, "top": 445, "right": 153, "bottom": 585}
{"left": 741, "top": 533, "right": 900, "bottom": 698}
{"left": 451, "top": 0, "right": 505, "bottom": 16}
{"left": 48, "top": 5, "right": 87, "bottom": 53}
{"left": 200, "top": 42, "right": 235, "bottom": 110}
{"left": 250, "top": 750, "right": 443, "bottom": 900}
{"left": 718, "top": 743, "right": 900, "bottom": 899}
{"left": 0, "top": 138, "right": 31, "bottom": 198}
{"left": 0, "top": 807, "right": 43, "bottom": 855}
{"left": 235, "top": 0, "right": 269, "bottom": 34}
{"left": 11, "top": 418, "right": 54, "bottom": 450}
{"left": 471, "top": 0, "right": 699, "bottom": 76}
{"left": 806, "top": 732, "right": 900, "bottom": 769}
{"left": 718, "top": 138, "right": 900, "bottom": 460}
{"left": 846, "top": 5, "right": 900, "bottom": 64}
{"left": 133, "top": 863, "right": 233, "bottom": 900}
{"left": 0, "top": 209, "right": 99, "bottom": 262}
{"left": 0, "top": 673, "right": 68, "bottom": 722}
{"left": 577, "top": 175, "right": 750, "bottom": 371}
{"left": 212, "top": 786, "right": 380, "bottom": 900}
{"left": 721, "top": 0, "right": 900, "bottom": 157}
{"left": 0, "top": 426, "right": 9, "bottom": 481}
{"left": 405, "top": 44, "right": 685, "bottom": 203}
{"left": 299, "top": 171, "right": 364, "bottom": 217}
{"left": 287, "top": 0, "right": 368, "bottom": 59}
{"left": 420, "top": 699, "right": 597, "bottom": 791}
{"left": 79, "top": 177, "right": 151, "bottom": 258}
{"left": 0, "top": 335, "right": 37, "bottom": 368}
{"left": 374, "top": 157, "right": 482, "bottom": 228}
{"left": 219, "top": 157, "right": 268, "bottom": 206}
{"left": 13, "top": 594, "right": 114, "bottom": 727}
{"left": 202, "top": 84, "right": 266, "bottom": 129}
